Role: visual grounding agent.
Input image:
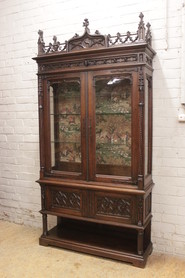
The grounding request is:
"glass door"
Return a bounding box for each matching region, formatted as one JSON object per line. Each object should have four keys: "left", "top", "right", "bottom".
{"left": 46, "top": 73, "right": 87, "bottom": 179}
{"left": 88, "top": 70, "right": 139, "bottom": 183}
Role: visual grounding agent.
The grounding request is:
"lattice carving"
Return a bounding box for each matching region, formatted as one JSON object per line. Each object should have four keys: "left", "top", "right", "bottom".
{"left": 52, "top": 190, "right": 81, "bottom": 210}
{"left": 97, "top": 196, "right": 131, "bottom": 218}
{"left": 37, "top": 13, "right": 152, "bottom": 55}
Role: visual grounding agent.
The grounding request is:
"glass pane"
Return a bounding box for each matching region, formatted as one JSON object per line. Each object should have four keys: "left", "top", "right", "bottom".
{"left": 95, "top": 76, "right": 132, "bottom": 176}
{"left": 145, "top": 79, "right": 149, "bottom": 175}
{"left": 50, "top": 79, "right": 81, "bottom": 173}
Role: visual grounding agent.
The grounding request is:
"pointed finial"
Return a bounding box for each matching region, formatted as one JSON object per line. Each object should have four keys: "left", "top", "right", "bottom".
{"left": 83, "top": 18, "right": 89, "bottom": 28}
{"left": 83, "top": 18, "right": 90, "bottom": 33}
{"left": 139, "top": 12, "right": 144, "bottom": 20}
{"left": 146, "top": 22, "right": 152, "bottom": 45}
{"left": 138, "top": 12, "right": 145, "bottom": 41}
{"left": 38, "top": 30, "right": 45, "bottom": 55}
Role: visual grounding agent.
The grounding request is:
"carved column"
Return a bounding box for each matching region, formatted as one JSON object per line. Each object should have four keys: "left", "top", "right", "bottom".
{"left": 137, "top": 230, "right": 144, "bottom": 255}
{"left": 41, "top": 185, "right": 48, "bottom": 236}
{"left": 138, "top": 66, "right": 144, "bottom": 188}
{"left": 38, "top": 75, "right": 45, "bottom": 178}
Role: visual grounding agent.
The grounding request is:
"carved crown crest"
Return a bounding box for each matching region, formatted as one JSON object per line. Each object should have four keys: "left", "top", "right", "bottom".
{"left": 37, "top": 13, "right": 152, "bottom": 55}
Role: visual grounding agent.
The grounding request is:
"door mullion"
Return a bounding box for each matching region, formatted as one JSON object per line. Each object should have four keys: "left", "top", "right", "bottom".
{"left": 87, "top": 72, "right": 96, "bottom": 181}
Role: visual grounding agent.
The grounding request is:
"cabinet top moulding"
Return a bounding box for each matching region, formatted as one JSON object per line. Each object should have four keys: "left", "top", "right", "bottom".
{"left": 35, "top": 13, "right": 155, "bottom": 58}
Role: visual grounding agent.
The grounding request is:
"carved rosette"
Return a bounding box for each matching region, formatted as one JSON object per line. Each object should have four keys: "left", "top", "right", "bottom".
{"left": 51, "top": 190, "right": 81, "bottom": 211}
{"left": 97, "top": 196, "right": 131, "bottom": 218}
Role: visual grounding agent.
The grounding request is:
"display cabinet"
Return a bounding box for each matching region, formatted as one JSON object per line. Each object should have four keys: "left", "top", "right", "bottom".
{"left": 34, "top": 13, "right": 155, "bottom": 267}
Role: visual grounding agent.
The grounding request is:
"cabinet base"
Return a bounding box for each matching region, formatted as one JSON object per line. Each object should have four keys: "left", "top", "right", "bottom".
{"left": 39, "top": 219, "right": 152, "bottom": 268}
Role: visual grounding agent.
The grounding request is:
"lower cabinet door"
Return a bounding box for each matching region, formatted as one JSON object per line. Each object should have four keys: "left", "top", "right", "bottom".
{"left": 45, "top": 185, "right": 137, "bottom": 225}
{"left": 91, "top": 191, "right": 137, "bottom": 224}
{"left": 46, "top": 186, "right": 84, "bottom": 217}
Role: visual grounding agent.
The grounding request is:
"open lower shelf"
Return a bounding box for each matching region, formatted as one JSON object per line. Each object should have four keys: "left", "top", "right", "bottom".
{"left": 39, "top": 218, "right": 152, "bottom": 267}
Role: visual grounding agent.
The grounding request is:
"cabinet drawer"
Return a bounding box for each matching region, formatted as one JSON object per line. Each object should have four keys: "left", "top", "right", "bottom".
{"left": 92, "top": 191, "right": 137, "bottom": 224}
{"left": 46, "top": 186, "right": 84, "bottom": 217}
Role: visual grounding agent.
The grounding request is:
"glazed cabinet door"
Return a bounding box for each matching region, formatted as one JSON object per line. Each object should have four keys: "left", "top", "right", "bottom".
{"left": 88, "top": 70, "right": 139, "bottom": 184}
{"left": 43, "top": 73, "right": 87, "bottom": 180}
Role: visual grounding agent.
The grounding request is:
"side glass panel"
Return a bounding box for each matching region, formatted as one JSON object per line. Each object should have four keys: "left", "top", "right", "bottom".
{"left": 95, "top": 76, "right": 132, "bottom": 176}
{"left": 145, "top": 79, "right": 149, "bottom": 175}
{"left": 50, "top": 79, "right": 81, "bottom": 173}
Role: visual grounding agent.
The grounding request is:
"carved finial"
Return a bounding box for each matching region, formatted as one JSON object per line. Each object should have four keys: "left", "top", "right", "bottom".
{"left": 52, "top": 35, "right": 60, "bottom": 51}
{"left": 38, "top": 30, "right": 45, "bottom": 55}
{"left": 53, "top": 35, "right": 57, "bottom": 44}
{"left": 139, "top": 12, "right": 144, "bottom": 21}
{"left": 138, "top": 12, "right": 145, "bottom": 41}
{"left": 146, "top": 22, "right": 152, "bottom": 45}
{"left": 83, "top": 18, "right": 89, "bottom": 28}
{"left": 73, "top": 33, "right": 79, "bottom": 38}
{"left": 83, "top": 18, "right": 90, "bottom": 33}
{"left": 95, "top": 30, "right": 100, "bottom": 35}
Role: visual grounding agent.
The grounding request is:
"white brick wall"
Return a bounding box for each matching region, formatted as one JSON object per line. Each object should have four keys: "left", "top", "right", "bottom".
{"left": 0, "top": 0, "right": 185, "bottom": 257}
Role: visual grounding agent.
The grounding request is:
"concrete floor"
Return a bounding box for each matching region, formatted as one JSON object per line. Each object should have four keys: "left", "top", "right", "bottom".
{"left": 0, "top": 220, "right": 185, "bottom": 278}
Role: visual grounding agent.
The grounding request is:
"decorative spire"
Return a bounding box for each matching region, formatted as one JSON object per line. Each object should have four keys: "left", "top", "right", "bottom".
{"left": 38, "top": 30, "right": 45, "bottom": 54}
{"left": 52, "top": 35, "right": 60, "bottom": 51}
{"left": 83, "top": 18, "right": 90, "bottom": 33}
{"left": 146, "top": 22, "right": 152, "bottom": 45}
{"left": 138, "top": 12, "right": 145, "bottom": 41}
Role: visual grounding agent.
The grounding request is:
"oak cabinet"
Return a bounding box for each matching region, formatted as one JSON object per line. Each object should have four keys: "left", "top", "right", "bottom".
{"left": 34, "top": 13, "right": 155, "bottom": 267}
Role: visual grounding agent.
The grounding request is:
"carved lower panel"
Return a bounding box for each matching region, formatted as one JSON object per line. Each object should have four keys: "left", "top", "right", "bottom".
{"left": 96, "top": 196, "right": 132, "bottom": 218}
{"left": 51, "top": 190, "right": 81, "bottom": 211}
{"left": 145, "top": 193, "right": 151, "bottom": 218}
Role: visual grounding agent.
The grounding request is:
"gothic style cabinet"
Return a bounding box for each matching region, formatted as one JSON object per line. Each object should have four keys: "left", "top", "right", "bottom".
{"left": 34, "top": 13, "right": 155, "bottom": 267}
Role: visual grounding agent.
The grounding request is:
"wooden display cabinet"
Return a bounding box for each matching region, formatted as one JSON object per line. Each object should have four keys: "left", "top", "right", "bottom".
{"left": 33, "top": 13, "right": 155, "bottom": 267}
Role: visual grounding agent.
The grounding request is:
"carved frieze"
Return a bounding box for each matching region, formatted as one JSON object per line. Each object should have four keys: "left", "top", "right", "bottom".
{"left": 51, "top": 190, "right": 81, "bottom": 211}
{"left": 97, "top": 196, "right": 132, "bottom": 218}
{"left": 38, "top": 54, "right": 138, "bottom": 73}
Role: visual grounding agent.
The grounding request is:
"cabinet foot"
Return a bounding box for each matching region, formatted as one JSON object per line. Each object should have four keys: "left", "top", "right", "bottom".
{"left": 39, "top": 236, "right": 49, "bottom": 246}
